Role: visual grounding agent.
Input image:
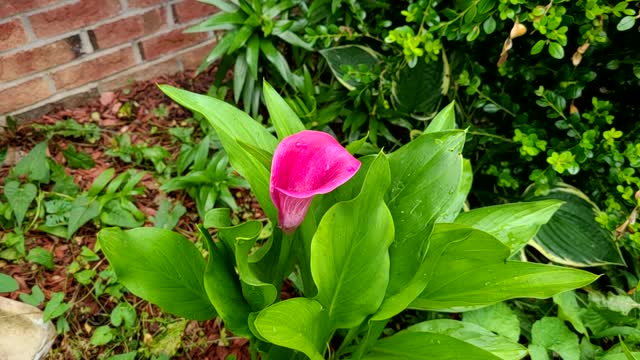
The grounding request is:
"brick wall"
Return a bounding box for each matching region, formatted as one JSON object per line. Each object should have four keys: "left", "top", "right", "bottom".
{"left": 0, "top": 0, "right": 218, "bottom": 121}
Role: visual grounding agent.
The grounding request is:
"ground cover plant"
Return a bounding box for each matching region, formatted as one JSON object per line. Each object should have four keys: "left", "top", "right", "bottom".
{"left": 1, "top": 0, "right": 640, "bottom": 359}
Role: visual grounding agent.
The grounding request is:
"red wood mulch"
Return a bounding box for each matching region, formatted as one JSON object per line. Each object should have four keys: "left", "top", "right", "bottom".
{"left": 0, "top": 69, "right": 261, "bottom": 359}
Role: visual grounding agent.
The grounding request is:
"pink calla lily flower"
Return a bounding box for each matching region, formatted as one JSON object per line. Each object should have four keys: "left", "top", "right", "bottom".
{"left": 270, "top": 130, "right": 361, "bottom": 233}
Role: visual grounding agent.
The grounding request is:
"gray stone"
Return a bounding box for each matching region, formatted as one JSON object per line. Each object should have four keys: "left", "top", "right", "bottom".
{"left": 0, "top": 296, "right": 56, "bottom": 360}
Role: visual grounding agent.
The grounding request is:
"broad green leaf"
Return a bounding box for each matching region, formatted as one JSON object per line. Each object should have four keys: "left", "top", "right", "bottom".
{"left": 276, "top": 31, "right": 314, "bottom": 50}
{"left": 312, "top": 154, "right": 394, "bottom": 329}
{"left": 0, "top": 272, "right": 18, "bottom": 292}
{"left": 198, "top": 0, "right": 239, "bottom": 13}
{"left": 26, "top": 247, "right": 54, "bottom": 270}
{"left": 408, "top": 319, "right": 527, "bottom": 360}
{"left": 200, "top": 226, "right": 252, "bottom": 336}
{"left": 14, "top": 142, "right": 50, "bottom": 183}
{"left": 463, "top": 303, "right": 521, "bottom": 342}
{"left": 620, "top": 340, "right": 638, "bottom": 360}
{"left": 110, "top": 302, "right": 137, "bottom": 328}
{"left": 63, "top": 145, "right": 95, "bottom": 169}
{"left": 4, "top": 181, "right": 37, "bottom": 225}
{"left": 319, "top": 45, "right": 380, "bottom": 91}
{"left": 90, "top": 325, "right": 115, "bottom": 346}
{"left": 392, "top": 57, "right": 444, "bottom": 114}
{"left": 437, "top": 158, "right": 473, "bottom": 223}
{"left": 385, "top": 131, "right": 464, "bottom": 295}
{"left": 263, "top": 80, "right": 305, "bottom": 139}
{"left": 602, "top": 353, "right": 640, "bottom": 360}
{"left": 553, "top": 291, "right": 587, "bottom": 335}
{"left": 411, "top": 224, "right": 598, "bottom": 311}
{"left": 531, "top": 40, "right": 545, "bottom": 55}
{"left": 530, "top": 317, "right": 580, "bottom": 360}
{"left": 454, "top": 200, "right": 563, "bottom": 253}
{"left": 43, "top": 292, "right": 70, "bottom": 321}
{"left": 588, "top": 291, "right": 640, "bottom": 316}
{"left": 425, "top": 101, "right": 456, "bottom": 133}
{"left": 98, "top": 227, "right": 216, "bottom": 321}
{"left": 363, "top": 331, "right": 502, "bottom": 360}
{"left": 159, "top": 85, "right": 278, "bottom": 222}
{"left": 216, "top": 220, "right": 278, "bottom": 310}
{"left": 19, "top": 285, "right": 45, "bottom": 306}
{"left": 67, "top": 195, "right": 100, "bottom": 238}
{"left": 254, "top": 298, "right": 330, "bottom": 360}
{"left": 526, "top": 184, "right": 625, "bottom": 266}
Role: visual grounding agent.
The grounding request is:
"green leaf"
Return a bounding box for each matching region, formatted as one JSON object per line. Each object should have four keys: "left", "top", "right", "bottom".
{"left": 437, "top": 158, "right": 473, "bottom": 223}
{"left": 67, "top": 194, "right": 100, "bottom": 238}
{"left": 198, "top": 0, "right": 239, "bottom": 13}
{"left": 363, "top": 331, "right": 502, "bottom": 360}
{"left": 4, "top": 181, "right": 37, "bottom": 225}
{"left": 88, "top": 168, "right": 115, "bottom": 196}
{"left": 200, "top": 226, "right": 252, "bottom": 336}
{"left": 425, "top": 102, "right": 456, "bottom": 133}
{"left": 19, "top": 285, "right": 45, "bottom": 306}
{"left": 153, "top": 199, "right": 186, "bottom": 230}
{"left": 246, "top": 34, "right": 260, "bottom": 79}
{"left": 408, "top": 319, "right": 527, "bottom": 360}
{"left": 379, "top": 131, "right": 464, "bottom": 311}
{"left": 43, "top": 292, "right": 71, "bottom": 321}
{"left": 218, "top": 221, "right": 278, "bottom": 310}
{"left": 617, "top": 16, "right": 636, "bottom": 31}
{"left": 159, "top": 85, "right": 278, "bottom": 222}
{"left": 483, "top": 16, "right": 497, "bottom": 34}
{"left": 14, "top": 142, "right": 50, "bottom": 183}
{"left": 254, "top": 298, "right": 330, "bottom": 360}
{"left": 105, "top": 352, "right": 137, "bottom": 360}
{"left": 531, "top": 40, "right": 545, "bottom": 55}
{"left": 91, "top": 325, "right": 115, "bottom": 346}
{"left": 526, "top": 184, "right": 625, "bottom": 266}
{"left": 392, "top": 57, "right": 444, "bottom": 114}
{"left": 530, "top": 317, "right": 580, "bottom": 360}
{"left": 0, "top": 272, "right": 19, "bottom": 292}
{"left": 463, "top": 303, "right": 521, "bottom": 342}
{"left": 111, "top": 302, "right": 137, "bottom": 328}
{"left": 148, "top": 319, "right": 188, "bottom": 358}
{"left": 233, "top": 53, "right": 248, "bottom": 103}
{"left": 263, "top": 80, "right": 305, "bottom": 139}
{"left": 260, "top": 39, "right": 295, "bottom": 86}
{"left": 74, "top": 269, "right": 96, "bottom": 285}
{"left": 26, "top": 247, "right": 54, "bottom": 270}
{"left": 311, "top": 154, "right": 394, "bottom": 329}
{"left": 411, "top": 224, "right": 598, "bottom": 311}
{"left": 63, "top": 145, "right": 95, "bottom": 169}
{"left": 186, "top": 11, "right": 246, "bottom": 32}
{"left": 620, "top": 339, "right": 638, "bottom": 360}
{"left": 454, "top": 200, "right": 563, "bottom": 253}
{"left": 98, "top": 227, "right": 216, "bottom": 321}
{"left": 100, "top": 200, "right": 143, "bottom": 228}
{"left": 553, "top": 291, "right": 587, "bottom": 335}
{"left": 319, "top": 45, "right": 380, "bottom": 91}
{"left": 548, "top": 42, "right": 565, "bottom": 59}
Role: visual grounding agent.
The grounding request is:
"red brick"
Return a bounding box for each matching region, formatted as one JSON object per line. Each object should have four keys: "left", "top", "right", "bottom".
{"left": 90, "top": 9, "right": 165, "bottom": 49}
{"left": 29, "top": 0, "right": 121, "bottom": 39}
{"left": 0, "top": 0, "right": 60, "bottom": 18}
{"left": 0, "top": 35, "right": 82, "bottom": 82}
{"left": 0, "top": 77, "right": 52, "bottom": 114}
{"left": 139, "top": 28, "right": 207, "bottom": 60}
{"left": 52, "top": 48, "right": 136, "bottom": 89}
{"left": 128, "top": 0, "right": 165, "bottom": 8}
{"left": 173, "top": 0, "right": 218, "bottom": 23}
{"left": 179, "top": 39, "right": 216, "bottom": 70}
{"left": 0, "top": 20, "right": 28, "bottom": 52}
{"left": 99, "top": 58, "right": 180, "bottom": 90}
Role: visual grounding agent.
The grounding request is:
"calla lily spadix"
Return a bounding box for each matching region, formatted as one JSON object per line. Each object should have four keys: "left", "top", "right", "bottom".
{"left": 270, "top": 130, "right": 361, "bottom": 233}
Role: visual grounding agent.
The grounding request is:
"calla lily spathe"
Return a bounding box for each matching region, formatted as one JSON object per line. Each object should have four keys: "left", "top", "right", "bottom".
{"left": 270, "top": 130, "right": 361, "bottom": 233}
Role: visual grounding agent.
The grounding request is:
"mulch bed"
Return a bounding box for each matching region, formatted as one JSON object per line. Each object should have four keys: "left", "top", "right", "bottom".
{"left": 0, "top": 69, "right": 260, "bottom": 359}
